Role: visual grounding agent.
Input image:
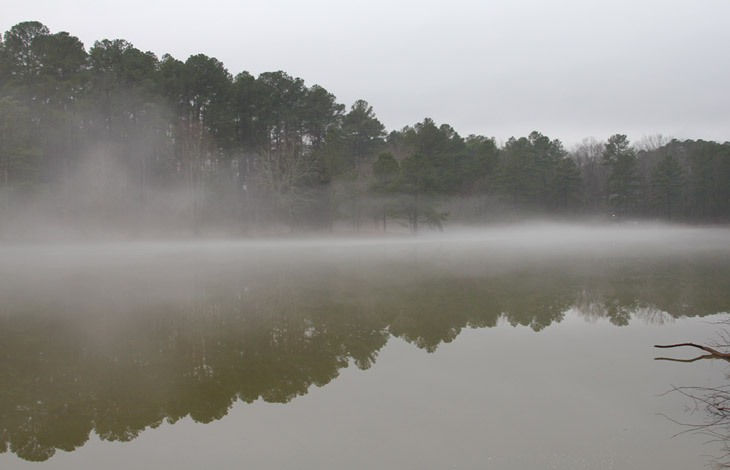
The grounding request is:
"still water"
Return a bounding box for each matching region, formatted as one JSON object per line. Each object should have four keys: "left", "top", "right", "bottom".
{"left": 1, "top": 225, "right": 730, "bottom": 469}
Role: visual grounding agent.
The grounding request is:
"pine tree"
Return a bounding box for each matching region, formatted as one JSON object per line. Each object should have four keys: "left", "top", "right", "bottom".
{"left": 602, "top": 134, "right": 639, "bottom": 218}
{"left": 651, "top": 154, "right": 685, "bottom": 219}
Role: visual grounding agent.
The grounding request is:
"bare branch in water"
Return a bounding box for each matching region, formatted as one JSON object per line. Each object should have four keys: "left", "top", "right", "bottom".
{"left": 657, "top": 330, "right": 730, "bottom": 469}
{"left": 655, "top": 343, "right": 730, "bottom": 359}
{"left": 655, "top": 354, "right": 722, "bottom": 363}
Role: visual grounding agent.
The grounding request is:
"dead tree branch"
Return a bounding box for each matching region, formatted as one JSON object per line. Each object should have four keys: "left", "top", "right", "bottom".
{"left": 655, "top": 343, "right": 730, "bottom": 360}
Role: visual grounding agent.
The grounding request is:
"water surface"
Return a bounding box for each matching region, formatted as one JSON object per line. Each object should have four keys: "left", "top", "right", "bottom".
{"left": 1, "top": 225, "right": 729, "bottom": 469}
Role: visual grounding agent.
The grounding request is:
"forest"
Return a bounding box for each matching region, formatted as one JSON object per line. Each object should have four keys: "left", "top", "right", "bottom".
{"left": 1, "top": 21, "right": 729, "bottom": 236}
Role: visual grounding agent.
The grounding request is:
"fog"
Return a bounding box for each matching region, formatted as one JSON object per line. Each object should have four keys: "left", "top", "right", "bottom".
{"left": 1, "top": 222, "right": 728, "bottom": 310}
{"left": 2, "top": 221, "right": 727, "bottom": 261}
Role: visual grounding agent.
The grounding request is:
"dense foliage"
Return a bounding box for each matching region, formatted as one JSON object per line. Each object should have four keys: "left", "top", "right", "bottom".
{"left": 1, "top": 21, "right": 729, "bottom": 236}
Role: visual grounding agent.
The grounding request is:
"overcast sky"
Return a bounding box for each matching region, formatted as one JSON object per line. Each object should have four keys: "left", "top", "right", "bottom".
{"left": 3, "top": 0, "right": 729, "bottom": 147}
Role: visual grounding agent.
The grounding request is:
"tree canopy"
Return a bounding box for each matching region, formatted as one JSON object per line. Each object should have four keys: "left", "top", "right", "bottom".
{"left": 1, "top": 20, "right": 729, "bottom": 237}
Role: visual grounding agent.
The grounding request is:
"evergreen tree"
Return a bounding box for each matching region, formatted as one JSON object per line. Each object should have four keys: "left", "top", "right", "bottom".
{"left": 0, "top": 96, "right": 40, "bottom": 186}
{"left": 551, "top": 157, "right": 583, "bottom": 211}
{"left": 341, "top": 99, "right": 385, "bottom": 168}
{"left": 496, "top": 136, "right": 538, "bottom": 209}
{"left": 602, "top": 134, "right": 639, "bottom": 218}
{"left": 371, "top": 152, "right": 399, "bottom": 231}
{"left": 398, "top": 153, "right": 448, "bottom": 232}
{"left": 651, "top": 154, "right": 685, "bottom": 219}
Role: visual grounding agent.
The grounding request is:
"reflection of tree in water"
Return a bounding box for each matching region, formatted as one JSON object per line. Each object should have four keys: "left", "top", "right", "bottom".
{"left": 573, "top": 255, "right": 730, "bottom": 325}
{"left": 383, "top": 278, "right": 501, "bottom": 352}
{"left": 0, "top": 272, "right": 391, "bottom": 461}
{"left": 1, "top": 251, "right": 729, "bottom": 461}
{"left": 498, "top": 269, "right": 574, "bottom": 331}
{"left": 667, "top": 383, "right": 730, "bottom": 470}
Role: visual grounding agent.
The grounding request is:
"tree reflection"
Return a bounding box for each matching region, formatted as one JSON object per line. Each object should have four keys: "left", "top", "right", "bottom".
{"left": 1, "top": 250, "right": 729, "bottom": 461}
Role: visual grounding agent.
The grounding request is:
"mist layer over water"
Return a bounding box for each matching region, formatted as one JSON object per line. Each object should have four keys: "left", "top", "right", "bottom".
{"left": 1, "top": 224, "right": 729, "bottom": 468}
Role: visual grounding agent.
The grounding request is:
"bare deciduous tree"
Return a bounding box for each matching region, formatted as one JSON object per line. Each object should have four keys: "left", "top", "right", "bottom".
{"left": 255, "top": 139, "right": 320, "bottom": 231}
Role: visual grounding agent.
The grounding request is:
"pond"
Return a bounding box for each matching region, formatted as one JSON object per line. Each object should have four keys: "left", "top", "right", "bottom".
{"left": 1, "top": 225, "right": 729, "bottom": 469}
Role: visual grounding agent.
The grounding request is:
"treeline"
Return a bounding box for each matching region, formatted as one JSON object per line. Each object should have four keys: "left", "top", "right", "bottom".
{"left": 1, "top": 21, "right": 729, "bottom": 235}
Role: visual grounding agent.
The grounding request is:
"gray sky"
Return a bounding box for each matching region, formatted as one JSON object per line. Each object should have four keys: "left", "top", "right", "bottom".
{"left": 3, "top": 0, "right": 729, "bottom": 147}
